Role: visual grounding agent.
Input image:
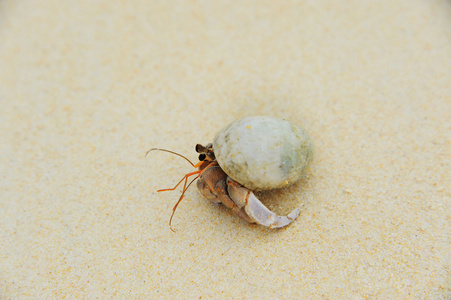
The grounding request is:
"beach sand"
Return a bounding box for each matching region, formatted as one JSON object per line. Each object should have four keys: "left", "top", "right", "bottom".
{"left": 0, "top": 1, "right": 450, "bottom": 298}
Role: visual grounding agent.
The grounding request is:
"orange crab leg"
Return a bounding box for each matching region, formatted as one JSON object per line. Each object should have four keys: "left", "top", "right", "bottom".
{"left": 168, "top": 175, "right": 199, "bottom": 232}
{"left": 156, "top": 159, "right": 206, "bottom": 192}
{"left": 164, "top": 161, "right": 217, "bottom": 232}
{"left": 157, "top": 169, "right": 202, "bottom": 192}
{"left": 147, "top": 147, "right": 219, "bottom": 231}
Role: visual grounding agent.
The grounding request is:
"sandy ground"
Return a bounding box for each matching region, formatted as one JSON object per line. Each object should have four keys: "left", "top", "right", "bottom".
{"left": 0, "top": 0, "right": 450, "bottom": 298}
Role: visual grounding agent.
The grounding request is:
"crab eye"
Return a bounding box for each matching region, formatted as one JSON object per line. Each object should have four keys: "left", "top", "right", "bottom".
{"left": 196, "top": 144, "right": 207, "bottom": 153}
{"left": 198, "top": 154, "right": 206, "bottom": 161}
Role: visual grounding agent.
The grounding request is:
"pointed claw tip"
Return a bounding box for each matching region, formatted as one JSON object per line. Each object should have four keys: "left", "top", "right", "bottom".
{"left": 269, "top": 207, "right": 302, "bottom": 229}
{"left": 289, "top": 207, "right": 302, "bottom": 219}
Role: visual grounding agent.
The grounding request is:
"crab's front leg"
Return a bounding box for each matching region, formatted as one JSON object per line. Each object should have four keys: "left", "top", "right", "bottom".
{"left": 226, "top": 178, "right": 301, "bottom": 228}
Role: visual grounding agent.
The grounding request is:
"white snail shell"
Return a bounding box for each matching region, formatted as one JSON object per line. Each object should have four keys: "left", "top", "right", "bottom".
{"left": 212, "top": 116, "right": 313, "bottom": 191}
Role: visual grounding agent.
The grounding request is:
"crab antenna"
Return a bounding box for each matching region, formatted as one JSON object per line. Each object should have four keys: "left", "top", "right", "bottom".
{"left": 146, "top": 148, "right": 196, "bottom": 167}
{"left": 169, "top": 176, "right": 199, "bottom": 232}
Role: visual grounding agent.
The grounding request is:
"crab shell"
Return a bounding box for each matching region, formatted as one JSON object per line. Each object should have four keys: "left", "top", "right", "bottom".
{"left": 212, "top": 116, "right": 313, "bottom": 191}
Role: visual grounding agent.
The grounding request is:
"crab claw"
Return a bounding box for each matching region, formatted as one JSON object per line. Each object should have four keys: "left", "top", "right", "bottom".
{"left": 245, "top": 193, "right": 301, "bottom": 228}
{"left": 226, "top": 178, "right": 301, "bottom": 228}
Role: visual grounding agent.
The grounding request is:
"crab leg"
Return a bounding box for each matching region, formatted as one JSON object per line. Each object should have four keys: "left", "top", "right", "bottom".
{"left": 244, "top": 193, "right": 301, "bottom": 228}
{"left": 226, "top": 178, "right": 301, "bottom": 228}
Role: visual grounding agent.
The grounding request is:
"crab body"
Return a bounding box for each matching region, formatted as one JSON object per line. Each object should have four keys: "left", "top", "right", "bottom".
{"left": 197, "top": 165, "right": 302, "bottom": 228}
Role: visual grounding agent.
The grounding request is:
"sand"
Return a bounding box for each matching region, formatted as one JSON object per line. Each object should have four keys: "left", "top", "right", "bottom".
{"left": 0, "top": 0, "right": 450, "bottom": 298}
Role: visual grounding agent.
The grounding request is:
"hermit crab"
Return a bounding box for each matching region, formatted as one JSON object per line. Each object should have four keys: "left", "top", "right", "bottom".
{"left": 148, "top": 116, "right": 313, "bottom": 231}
